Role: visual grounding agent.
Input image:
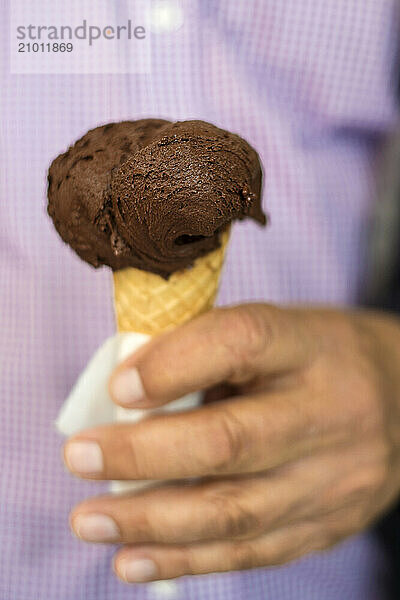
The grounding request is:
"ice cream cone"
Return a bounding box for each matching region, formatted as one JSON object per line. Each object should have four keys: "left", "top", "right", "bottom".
{"left": 111, "top": 227, "right": 230, "bottom": 496}
{"left": 112, "top": 227, "right": 230, "bottom": 335}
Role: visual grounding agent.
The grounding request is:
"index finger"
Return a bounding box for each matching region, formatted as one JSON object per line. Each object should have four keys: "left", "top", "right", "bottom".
{"left": 109, "top": 304, "right": 314, "bottom": 408}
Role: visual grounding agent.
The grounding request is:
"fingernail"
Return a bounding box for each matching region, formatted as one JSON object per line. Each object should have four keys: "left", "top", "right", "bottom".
{"left": 110, "top": 368, "right": 145, "bottom": 406}
{"left": 119, "top": 558, "right": 158, "bottom": 583}
{"left": 65, "top": 441, "right": 103, "bottom": 474}
{"left": 73, "top": 513, "right": 120, "bottom": 542}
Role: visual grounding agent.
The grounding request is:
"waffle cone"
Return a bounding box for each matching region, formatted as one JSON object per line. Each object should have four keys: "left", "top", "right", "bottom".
{"left": 113, "top": 228, "right": 230, "bottom": 335}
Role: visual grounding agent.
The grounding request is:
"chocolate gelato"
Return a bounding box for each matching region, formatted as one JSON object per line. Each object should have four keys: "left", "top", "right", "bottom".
{"left": 48, "top": 119, "right": 265, "bottom": 278}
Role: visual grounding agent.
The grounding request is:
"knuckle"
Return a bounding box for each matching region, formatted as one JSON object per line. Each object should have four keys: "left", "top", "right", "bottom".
{"left": 211, "top": 409, "right": 248, "bottom": 473}
{"left": 125, "top": 508, "right": 155, "bottom": 543}
{"left": 230, "top": 541, "right": 260, "bottom": 571}
{"left": 204, "top": 486, "right": 261, "bottom": 539}
{"left": 217, "top": 306, "right": 270, "bottom": 375}
{"left": 232, "top": 307, "right": 269, "bottom": 359}
{"left": 180, "top": 545, "right": 199, "bottom": 576}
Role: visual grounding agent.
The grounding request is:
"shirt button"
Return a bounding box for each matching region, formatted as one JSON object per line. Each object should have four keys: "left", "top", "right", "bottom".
{"left": 150, "top": 0, "right": 184, "bottom": 33}
{"left": 149, "top": 580, "right": 180, "bottom": 598}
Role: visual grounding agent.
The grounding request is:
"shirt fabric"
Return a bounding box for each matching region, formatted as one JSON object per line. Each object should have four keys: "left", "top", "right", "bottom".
{"left": 1, "top": 1, "right": 399, "bottom": 598}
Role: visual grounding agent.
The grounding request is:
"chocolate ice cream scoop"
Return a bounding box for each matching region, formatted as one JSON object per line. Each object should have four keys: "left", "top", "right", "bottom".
{"left": 48, "top": 119, "right": 266, "bottom": 278}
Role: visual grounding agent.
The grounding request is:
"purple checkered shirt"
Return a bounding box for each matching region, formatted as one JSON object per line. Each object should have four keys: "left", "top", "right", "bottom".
{"left": 1, "top": 1, "right": 399, "bottom": 598}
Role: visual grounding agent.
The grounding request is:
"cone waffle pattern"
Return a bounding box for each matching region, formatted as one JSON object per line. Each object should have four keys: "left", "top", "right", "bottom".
{"left": 113, "top": 229, "right": 230, "bottom": 335}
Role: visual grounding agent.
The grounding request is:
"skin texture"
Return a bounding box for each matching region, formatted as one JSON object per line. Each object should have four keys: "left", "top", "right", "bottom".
{"left": 64, "top": 304, "right": 400, "bottom": 582}
{"left": 47, "top": 120, "right": 265, "bottom": 278}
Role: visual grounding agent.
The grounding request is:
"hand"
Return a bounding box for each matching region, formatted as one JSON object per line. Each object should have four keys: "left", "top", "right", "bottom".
{"left": 63, "top": 304, "right": 400, "bottom": 583}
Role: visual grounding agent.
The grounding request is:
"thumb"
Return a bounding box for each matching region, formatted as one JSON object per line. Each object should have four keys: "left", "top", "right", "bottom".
{"left": 109, "top": 304, "right": 313, "bottom": 408}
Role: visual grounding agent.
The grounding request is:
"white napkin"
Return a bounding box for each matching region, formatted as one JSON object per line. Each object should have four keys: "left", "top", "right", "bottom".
{"left": 57, "top": 332, "right": 194, "bottom": 593}
{"left": 56, "top": 331, "right": 201, "bottom": 492}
